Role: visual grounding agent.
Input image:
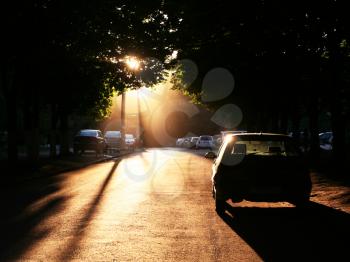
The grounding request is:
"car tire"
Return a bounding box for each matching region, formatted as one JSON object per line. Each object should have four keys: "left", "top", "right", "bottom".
{"left": 291, "top": 195, "right": 310, "bottom": 208}
{"left": 214, "top": 190, "right": 226, "bottom": 215}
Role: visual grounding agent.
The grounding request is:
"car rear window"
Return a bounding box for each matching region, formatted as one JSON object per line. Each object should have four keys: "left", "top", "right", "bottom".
{"left": 78, "top": 130, "right": 98, "bottom": 137}
{"left": 226, "top": 136, "right": 300, "bottom": 156}
{"left": 200, "top": 136, "right": 213, "bottom": 141}
{"left": 105, "top": 131, "right": 121, "bottom": 138}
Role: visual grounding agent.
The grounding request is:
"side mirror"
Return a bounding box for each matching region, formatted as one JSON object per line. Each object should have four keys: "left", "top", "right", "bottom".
{"left": 205, "top": 151, "right": 217, "bottom": 159}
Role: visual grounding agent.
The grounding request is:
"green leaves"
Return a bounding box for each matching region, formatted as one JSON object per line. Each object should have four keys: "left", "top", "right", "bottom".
{"left": 3, "top": 0, "right": 180, "bottom": 121}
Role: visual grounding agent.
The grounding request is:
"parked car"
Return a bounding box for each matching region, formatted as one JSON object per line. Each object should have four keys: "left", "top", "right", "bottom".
{"left": 288, "top": 130, "right": 309, "bottom": 152}
{"left": 104, "top": 130, "right": 122, "bottom": 151}
{"left": 212, "top": 134, "right": 222, "bottom": 148}
{"left": 182, "top": 137, "right": 192, "bottom": 148}
{"left": 196, "top": 135, "right": 214, "bottom": 149}
{"left": 211, "top": 133, "right": 312, "bottom": 214}
{"left": 319, "top": 131, "right": 333, "bottom": 151}
{"left": 125, "top": 134, "right": 136, "bottom": 149}
{"left": 190, "top": 137, "right": 199, "bottom": 148}
{"left": 73, "top": 129, "right": 106, "bottom": 155}
{"left": 176, "top": 138, "right": 184, "bottom": 147}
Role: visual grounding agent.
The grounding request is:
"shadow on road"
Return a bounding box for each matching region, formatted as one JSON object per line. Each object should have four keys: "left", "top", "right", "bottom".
{"left": 0, "top": 160, "right": 119, "bottom": 260}
{"left": 0, "top": 174, "right": 67, "bottom": 260}
{"left": 219, "top": 201, "right": 350, "bottom": 261}
{"left": 59, "top": 159, "right": 119, "bottom": 261}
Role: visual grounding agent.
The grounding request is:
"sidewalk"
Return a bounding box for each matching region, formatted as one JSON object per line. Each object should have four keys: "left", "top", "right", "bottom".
{"left": 1, "top": 149, "right": 136, "bottom": 185}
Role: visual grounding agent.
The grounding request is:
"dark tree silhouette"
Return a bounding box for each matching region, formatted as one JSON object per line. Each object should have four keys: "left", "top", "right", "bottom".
{"left": 166, "top": 0, "right": 350, "bottom": 163}
{"left": 1, "top": 0, "right": 176, "bottom": 161}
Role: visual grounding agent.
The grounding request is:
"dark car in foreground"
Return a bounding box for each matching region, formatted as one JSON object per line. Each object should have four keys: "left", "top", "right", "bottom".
{"left": 211, "top": 133, "right": 312, "bottom": 214}
{"left": 73, "top": 129, "right": 106, "bottom": 155}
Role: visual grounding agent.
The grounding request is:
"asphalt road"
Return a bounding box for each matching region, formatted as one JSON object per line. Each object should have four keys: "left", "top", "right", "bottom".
{"left": 0, "top": 148, "right": 349, "bottom": 261}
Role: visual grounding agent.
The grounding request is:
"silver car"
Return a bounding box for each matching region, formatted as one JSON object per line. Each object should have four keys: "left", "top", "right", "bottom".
{"left": 104, "top": 131, "right": 122, "bottom": 150}
{"left": 196, "top": 135, "right": 214, "bottom": 149}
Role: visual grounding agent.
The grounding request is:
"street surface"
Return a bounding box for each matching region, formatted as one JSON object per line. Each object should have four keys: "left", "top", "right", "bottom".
{"left": 0, "top": 148, "right": 349, "bottom": 261}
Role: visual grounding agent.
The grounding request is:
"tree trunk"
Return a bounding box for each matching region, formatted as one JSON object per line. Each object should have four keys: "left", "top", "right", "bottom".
{"left": 330, "top": 91, "right": 346, "bottom": 164}
{"left": 121, "top": 92, "right": 126, "bottom": 149}
{"left": 270, "top": 109, "right": 279, "bottom": 133}
{"left": 2, "top": 63, "right": 18, "bottom": 162}
{"left": 279, "top": 109, "right": 288, "bottom": 134}
{"left": 59, "top": 110, "right": 70, "bottom": 156}
{"left": 308, "top": 97, "right": 320, "bottom": 161}
{"left": 49, "top": 104, "right": 58, "bottom": 158}
{"left": 327, "top": 29, "right": 346, "bottom": 165}
{"left": 6, "top": 91, "right": 18, "bottom": 162}
{"left": 328, "top": 38, "right": 346, "bottom": 165}
{"left": 24, "top": 96, "right": 40, "bottom": 162}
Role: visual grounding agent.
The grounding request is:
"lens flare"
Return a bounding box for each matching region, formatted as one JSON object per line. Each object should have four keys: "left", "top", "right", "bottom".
{"left": 125, "top": 56, "right": 140, "bottom": 70}
{"left": 224, "top": 135, "right": 233, "bottom": 143}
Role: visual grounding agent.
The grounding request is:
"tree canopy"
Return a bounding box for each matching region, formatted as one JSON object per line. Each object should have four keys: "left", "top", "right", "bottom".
{"left": 165, "top": 0, "right": 350, "bottom": 159}
{"left": 1, "top": 0, "right": 350, "bottom": 161}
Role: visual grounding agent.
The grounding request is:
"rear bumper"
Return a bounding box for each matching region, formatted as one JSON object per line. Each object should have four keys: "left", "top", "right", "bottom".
{"left": 214, "top": 180, "right": 311, "bottom": 202}
{"left": 106, "top": 142, "right": 121, "bottom": 149}
{"left": 196, "top": 144, "right": 212, "bottom": 148}
{"left": 74, "top": 143, "right": 104, "bottom": 151}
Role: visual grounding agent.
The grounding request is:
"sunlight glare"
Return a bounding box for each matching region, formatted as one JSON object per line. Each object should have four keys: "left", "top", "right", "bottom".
{"left": 225, "top": 135, "right": 233, "bottom": 143}
{"left": 125, "top": 56, "right": 140, "bottom": 70}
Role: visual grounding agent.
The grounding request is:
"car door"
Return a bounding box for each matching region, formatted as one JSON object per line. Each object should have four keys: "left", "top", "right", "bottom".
{"left": 97, "top": 131, "right": 105, "bottom": 148}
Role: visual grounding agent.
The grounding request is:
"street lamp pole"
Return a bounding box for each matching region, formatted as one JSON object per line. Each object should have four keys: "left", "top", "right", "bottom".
{"left": 121, "top": 92, "right": 126, "bottom": 150}
{"left": 136, "top": 88, "right": 143, "bottom": 148}
{"left": 123, "top": 55, "right": 141, "bottom": 150}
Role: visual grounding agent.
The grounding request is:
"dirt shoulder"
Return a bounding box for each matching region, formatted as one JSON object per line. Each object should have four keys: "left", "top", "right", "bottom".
{"left": 310, "top": 170, "right": 350, "bottom": 214}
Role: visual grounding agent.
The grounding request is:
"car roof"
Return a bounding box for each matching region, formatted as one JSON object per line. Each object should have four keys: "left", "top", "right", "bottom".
{"left": 319, "top": 131, "right": 332, "bottom": 135}
{"left": 79, "top": 129, "right": 100, "bottom": 132}
{"left": 227, "top": 132, "right": 291, "bottom": 139}
{"left": 105, "top": 130, "right": 120, "bottom": 133}
{"left": 221, "top": 130, "right": 247, "bottom": 134}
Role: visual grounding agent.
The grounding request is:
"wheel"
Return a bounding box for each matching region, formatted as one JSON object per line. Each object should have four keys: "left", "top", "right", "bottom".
{"left": 215, "top": 197, "right": 226, "bottom": 215}
{"left": 214, "top": 190, "right": 226, "bottom": 215}
{"left": 291, "top": 195, "right": 310, "bottom": 208}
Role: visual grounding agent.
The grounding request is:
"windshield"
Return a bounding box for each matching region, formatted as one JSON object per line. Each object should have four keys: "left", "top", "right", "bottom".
{"left": 78, "top": 130, "right": 98, "bottom": 137}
